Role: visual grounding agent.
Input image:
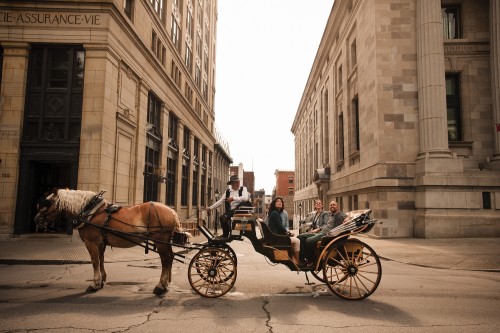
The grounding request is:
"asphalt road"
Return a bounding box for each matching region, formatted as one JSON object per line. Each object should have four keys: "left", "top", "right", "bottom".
{"left": 0, "top": 239, "right": 499, "bottom": 332}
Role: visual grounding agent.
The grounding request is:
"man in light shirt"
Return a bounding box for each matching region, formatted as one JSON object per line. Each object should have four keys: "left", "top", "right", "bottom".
{"left": 207, "top": 175, "right": 250, "bottom": 237}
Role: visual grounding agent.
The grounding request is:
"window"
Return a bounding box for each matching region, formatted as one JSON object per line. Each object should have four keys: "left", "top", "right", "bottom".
{"left": 288, "top": 176, "right": 293, "bottom": 184}
{"left": 124, "top": 0, "right": 134, "bottom": 20}
{"left": 350, "top": 39, "right": 357, "bottom": 71}
{"left": 152, "top": 30, "right": 166, "bottom": 65}
{"left": 181, "top": 163, "right": 189, "bottom": 206}
{"left": 337, "top": 112, "right": 344, "bottom": 163}
{"left": 201, "top": 172, "right": 206, "bottom": 206}
{"left": 183, "top": 126, "right": 190, "bottom": 155}
{"left": 185, "top": 44, "right": 192, "bottom": 72}
{"left": 171, "top": 61, "right": 181, "bottom": 87}
{"left": 446, "top": 74, "right": 462, "bottom": 141}
{"left": 192, "top": 168, "right": 198, "bottom": 206}
{"left": 204, "top": 51, "right": 209, "bottom": 73}
{"left": 203, "top": 80, "right": 208, "bottom": 100}
{"left": 288, "top": 187, "right": 294, "bottom": 195}
{"left": 338, "top": 65, "right": 343, "bottom": 90}
{"left": 171, "top": 15, "right": 181, "bottom": 51}
{"left": 350, "top": 96, "right": 360, "bottom": 152}
{"left": 442, "top": 6, "right": 461, "bottom": 39}
{"left": 184, "top": 83, "right": 193, "bottom": 104}
{"left": 147, "top": 92, "right": 162, "bottom": 133}
{"left": 166, "top": 155, "right": 176, "bottom": 206}
{"left": 144, "top": 92, "right": 162, "bottom": 202}
{"left": 323, "top": 89, "right": 330, "bottom": 162}
{"left": 196, "top": 34, "right": 202, "bottom": 58}
{"left": 144, "top": 136, "right": 161, "bottom": 202}
{"left": 150, "top": 0, "right": 164, "bottom": 21}
{"left": 195, "top": 64, "right": 201, "bottom": 88}
{"left": 482, "top": 192, "right": 491, "bottom": 209}
{"left": 168, "top": 113, "right": 178, "bottom": 149}
{"left": 186, "top": 10, "right": 193, "bottom": 39}
{"left": 193, "top": 137, "right": 200, "bottom": 162}
{"left": 23, "top": 45, "right": 85, "bottom": 143}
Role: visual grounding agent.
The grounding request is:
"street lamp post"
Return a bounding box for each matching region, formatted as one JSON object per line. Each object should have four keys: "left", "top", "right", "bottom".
{"left": 214, "top": 189, "right": 220, "bottom": 235}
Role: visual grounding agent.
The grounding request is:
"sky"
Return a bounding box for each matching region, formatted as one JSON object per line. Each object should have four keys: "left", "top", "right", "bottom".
{"left": 214, "top": 1, "right": 334, "bottom": 194}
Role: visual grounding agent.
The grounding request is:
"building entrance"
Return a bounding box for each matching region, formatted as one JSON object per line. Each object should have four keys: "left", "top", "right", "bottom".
{"left": 14, "top": 160, "right": 78, "bottom": 234}
{"left": 13, "top": 44, "right": 84, "bottom": 235}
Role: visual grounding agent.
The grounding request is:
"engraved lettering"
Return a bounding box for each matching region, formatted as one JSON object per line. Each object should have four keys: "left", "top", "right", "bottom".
{"left": 0, "top": 11, "right": 101, "bottom": 26}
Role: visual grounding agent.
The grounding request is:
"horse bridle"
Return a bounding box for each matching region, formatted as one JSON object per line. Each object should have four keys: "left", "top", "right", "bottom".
{"left": 34, "top": 194, "right": 60, "bottom": 225}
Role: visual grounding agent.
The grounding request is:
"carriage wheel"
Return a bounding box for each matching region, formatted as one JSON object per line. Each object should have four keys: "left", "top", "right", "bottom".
{"left": 323, "top": 239, "right": 382, "bottom": 300}
{"left": 201, "top": 244, "right": 237, "bottom": 281}
{"left": 310, "top": 269, "right": 326, "bottom": 283}
{"left": 205, "top": 243, "right": 237, "bottom": 267}
{"left": 188, "top": 247, "right": 237, "bottom": 298}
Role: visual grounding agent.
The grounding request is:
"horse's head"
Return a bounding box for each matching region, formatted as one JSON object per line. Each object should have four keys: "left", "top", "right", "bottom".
{"left": 34, "top": 189, "right": 63, "bottom": 227}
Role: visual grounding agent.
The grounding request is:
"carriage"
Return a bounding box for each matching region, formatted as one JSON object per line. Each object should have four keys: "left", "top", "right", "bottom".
{"left": 35, "top": 189, "right": 382, "bottom": 300}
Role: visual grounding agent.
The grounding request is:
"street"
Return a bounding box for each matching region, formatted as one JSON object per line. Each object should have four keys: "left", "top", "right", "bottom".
{"left": 0, "top": 239, "right": 499, "bottom": 332}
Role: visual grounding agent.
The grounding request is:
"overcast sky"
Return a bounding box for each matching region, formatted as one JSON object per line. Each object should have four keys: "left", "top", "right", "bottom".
{"left": 214, "top": 1, "right": 334, "bottom": 194}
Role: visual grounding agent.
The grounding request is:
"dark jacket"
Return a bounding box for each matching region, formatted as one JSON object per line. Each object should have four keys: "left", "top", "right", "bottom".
{"left": 268, "top": 210, "right": 288, "bottom": 235}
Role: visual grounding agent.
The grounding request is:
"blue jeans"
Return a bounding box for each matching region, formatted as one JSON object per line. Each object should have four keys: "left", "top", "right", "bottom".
{"left": 297, "top": 232, "right": 325, "bottom": 262}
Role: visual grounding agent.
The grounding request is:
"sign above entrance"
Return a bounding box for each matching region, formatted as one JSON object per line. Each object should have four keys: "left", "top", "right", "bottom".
{"left": 0, "top": 11, "right": 104, "bottom": 27}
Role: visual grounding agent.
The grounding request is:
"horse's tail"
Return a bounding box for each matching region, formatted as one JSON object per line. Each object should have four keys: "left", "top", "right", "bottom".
{"left": 172, "top": 209, "right": 182, "bottom": 232}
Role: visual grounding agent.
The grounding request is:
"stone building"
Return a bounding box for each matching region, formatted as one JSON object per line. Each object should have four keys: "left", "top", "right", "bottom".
{"left": 0, "top": 0, "right": 232, "bottom": 237}
{"left": 291, "top": 0, "right": 500, "bottom": 238}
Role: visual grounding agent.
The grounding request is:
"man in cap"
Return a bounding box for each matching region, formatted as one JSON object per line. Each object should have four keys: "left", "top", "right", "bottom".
{"left": 207, "top": 175, "right": 250, "bottom": 238}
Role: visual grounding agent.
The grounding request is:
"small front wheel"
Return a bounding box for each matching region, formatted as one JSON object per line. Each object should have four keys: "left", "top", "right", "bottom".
{"left": 323, "top": 239, "right": 382, "bottom": 300}
{"left": 188, "top": 247, "right": 237, "bottom": 298}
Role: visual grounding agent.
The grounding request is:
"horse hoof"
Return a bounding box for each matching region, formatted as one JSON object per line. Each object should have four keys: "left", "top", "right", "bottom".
{"left": 153, "top": 286, "right": 167, "bottom": 296}
{"left": 86, "top": 286, "right": 98, "bottom": 293}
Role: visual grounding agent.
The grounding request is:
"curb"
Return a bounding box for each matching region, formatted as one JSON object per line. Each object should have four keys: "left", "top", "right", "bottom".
{"left": 0, "top": 259, "right": 90, "bottom": 265}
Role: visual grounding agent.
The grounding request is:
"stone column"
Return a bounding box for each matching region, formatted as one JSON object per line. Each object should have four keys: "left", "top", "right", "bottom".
{"left": 0, "top": 42, "right": 29, "bottom": 235}
{"left": 416, "top": 0, "right": 453, "bottom": 159}
{"left": 490, "top": 0, "right": 500, "bottom": 164}
{"left": 158, "top": 105, "right": 169, "bottom": 202}
{"left": 187, "top": 132, "right": 194, "bottom": 216}
{"left": 175, "top": 120, "right": 184, "bottom": 210}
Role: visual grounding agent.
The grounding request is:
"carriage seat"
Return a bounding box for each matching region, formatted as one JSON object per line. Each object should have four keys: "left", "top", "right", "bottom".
{"left": 254, "top": 220, "right": 291, "bottom": 249}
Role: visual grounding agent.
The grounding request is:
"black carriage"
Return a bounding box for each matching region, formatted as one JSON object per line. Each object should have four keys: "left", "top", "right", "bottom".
{"left": 187, "top": 208, "right": 382, "bottom": 300}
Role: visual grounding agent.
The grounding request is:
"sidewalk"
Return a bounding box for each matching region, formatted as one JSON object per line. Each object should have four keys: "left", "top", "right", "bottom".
{"left": 0, "top": 231, "right": 499, "bottom": 272}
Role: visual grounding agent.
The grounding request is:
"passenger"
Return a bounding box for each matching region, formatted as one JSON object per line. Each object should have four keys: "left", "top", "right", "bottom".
{"left": 267, "top": 197, "right": 301, "bottom": 265}
{"left": 206, "top": 175, "right": 250, "bottom": 238}
{"left": 308, "top": 199, "right": 330, "bottom": 232}
{"left": 297, "top": 200, "right": 347, "bottom": 266}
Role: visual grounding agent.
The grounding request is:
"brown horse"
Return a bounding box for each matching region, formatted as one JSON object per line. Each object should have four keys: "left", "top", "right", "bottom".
{"left": 34, "top": 189, "right": 182, "bottom": 295}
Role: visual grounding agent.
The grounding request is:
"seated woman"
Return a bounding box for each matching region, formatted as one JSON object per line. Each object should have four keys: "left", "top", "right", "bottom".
{"left": 267, "top": 197, "right": 300, "bottom": 265}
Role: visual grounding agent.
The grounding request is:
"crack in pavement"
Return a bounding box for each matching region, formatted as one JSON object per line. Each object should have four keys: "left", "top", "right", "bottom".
{"left": 262, "top": 297, "right": 272, "bottom": 333}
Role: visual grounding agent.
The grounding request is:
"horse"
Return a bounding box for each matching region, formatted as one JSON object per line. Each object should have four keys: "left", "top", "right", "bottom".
{"left": 34, "top": 188, "right": 183, "bottom": 296}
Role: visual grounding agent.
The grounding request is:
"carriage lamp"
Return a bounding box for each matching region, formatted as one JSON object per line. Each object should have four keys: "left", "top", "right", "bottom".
{"left": 214, "top": 189, "right": 220, "bottom": 200}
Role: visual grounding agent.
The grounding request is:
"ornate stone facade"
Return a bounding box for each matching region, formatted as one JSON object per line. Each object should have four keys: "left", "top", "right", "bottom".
{"left": 0, "top": 0, "right": 231, "bottom": 237}
{"left": 292, "top": 0, "right": 500, "bottom": 238}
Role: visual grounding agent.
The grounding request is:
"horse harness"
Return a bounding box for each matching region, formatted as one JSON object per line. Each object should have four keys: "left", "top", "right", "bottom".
{"left": 73, "top": 194, "right": 169, "bottom": 252}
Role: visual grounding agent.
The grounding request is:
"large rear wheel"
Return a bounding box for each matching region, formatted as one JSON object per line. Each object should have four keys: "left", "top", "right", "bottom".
{"left": 188, "top": 247, "right": 237, "bottom": 298}
{"left": 323, "top": 239, "right": 382, "bottom": 300}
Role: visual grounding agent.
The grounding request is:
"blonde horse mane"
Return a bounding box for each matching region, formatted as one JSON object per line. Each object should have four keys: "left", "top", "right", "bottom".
{"left": 55, "top": 189, "right": 97, "bottom": 215}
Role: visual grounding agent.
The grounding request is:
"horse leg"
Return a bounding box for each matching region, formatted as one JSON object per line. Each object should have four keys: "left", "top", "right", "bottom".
{"left": 84, "top": 241, "right": 104, "bottom": 292}
{"left": 99, "top": 244, "right": 107, "bottom": 287}
{"left": 153, "top": 242, "right": 174, "bottom": 296}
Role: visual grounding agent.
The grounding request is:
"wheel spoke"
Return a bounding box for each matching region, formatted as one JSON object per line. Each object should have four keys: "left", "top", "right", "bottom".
{"left": 188, "top": 247, "right": 237, "bottom": 298}
{"left": 323, "top": 239, "right": 382, "bottom": 300}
